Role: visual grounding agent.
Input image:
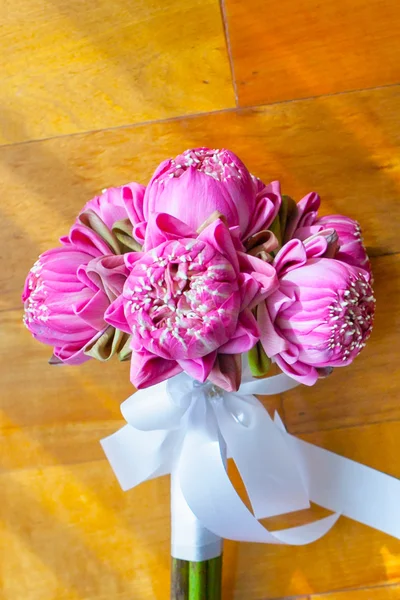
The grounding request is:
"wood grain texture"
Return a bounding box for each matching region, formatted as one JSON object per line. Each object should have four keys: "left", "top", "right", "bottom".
{"left": 0, "top": 0, "right": 235, "bottom": 144}
{"left": 3, "top": 5, "right": 400, "bottom": 597}
{"left": 224, "top": 0, "right": 400, "bottom": 106}
{"left": 1, "top": 421, "right": 400, "bottom": 600}
{"left": 3, "top": 86, "right": 400, "bottom": 312}
{"left": 0, "top": 309, "right": 281, "bottom": 471}
{"left": 312, "top": 584, "right": 400, "bottom": 599}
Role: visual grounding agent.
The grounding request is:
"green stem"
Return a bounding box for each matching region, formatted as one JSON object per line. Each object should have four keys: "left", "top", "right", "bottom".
{"left": 171, "top": 557, "right": 222, "bottom": 599}
{"left": 207, "top": 556, "right": 222, "bottom": 600}
{"left": 171, "top": 558, "right": 189, "bottom": 600}
{"left": 189, "top": 561, "right": 208, "bottom": 600}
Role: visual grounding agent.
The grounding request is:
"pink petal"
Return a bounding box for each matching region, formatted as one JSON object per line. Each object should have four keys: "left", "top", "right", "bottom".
{"left": 275, "top": 355, "right": 319, "bottom": 386}
{"left": 258, "top": 301, "right": 289, "bottom": 356}
{"left": 124, "top": 251, "right": 145, "bottom": 271}
{"left": 218, "top": 309, "right": 259, "bottom": 354}
{"left": 104, "top": 295, "right": 131, "bottom": 334}
{"left": 122, "top": 183, "right": 146, "bottom": 225}
{"left": 199, "top": 219, "right": 239, "bottom": 274}
{"left": 76, "top": 265, "right": 99, "bottom": 292}
{"left": 208, "top": 353, "right": 241, "bottom": 392}
{"left": 68, "top": 223, "right": 112, "bottom": 257}
{"left": 178, "top": 351, "right": 217, "bottom": 382}
{"left": 293, "top": 225, "right": 324, "bottom": 241}
{"left": 144, "top": 213, "right": 196, "bottom": 251}
{"left": 74, "top": 289, "right": 109, "bottom": 331}
{"left": 238, "top": 252, "right": 279, "bottom": 301}
{"left": 143, "top": 159, "right": 173, "bottom": 221}
{"left": 303, "top": 235, "right": 329, "bottom": 258}
{"left": 133, "top": 221, "right": 147, "bottom": 245}
{"left": 273, "top": 239, "right": 308, "bottom": 277}
{"left": 238, "top": 273, "right": 261, "bottom": 311}
{"left": 244, "top": 180, "right": 282, "bottom": 239}
{"left": 130, "top": 350, "right": 182, "bottom": 388}
{"left": 284, "top": 192, "right": 321, "bottom": 242}
{"left": 53, "top": 332, "right": 104, "bottom": 365}
{"left": 89, "top": 188, "right": 128, "bottom": 230}
{"left": 85, "top": 255, "right": 128, "bottom": 299}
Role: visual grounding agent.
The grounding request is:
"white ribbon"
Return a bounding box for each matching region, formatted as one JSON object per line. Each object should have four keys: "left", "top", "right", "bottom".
{"left": 101, "top": 371, "right": 400, "bottom": 561}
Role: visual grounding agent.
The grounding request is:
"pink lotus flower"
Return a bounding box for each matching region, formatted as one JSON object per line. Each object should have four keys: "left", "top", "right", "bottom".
{"left": 258, "top": 237, "right": 375, "bottom": 385}
{"left": 23, "top": 247, "right": 129, "bottom": 365}
{"left": 105, "top": 213, "right": 278, "bottom": 390}
{"left": 284, "top": 192, "right": 371, "bottom": 274}
{"left": 63, "top": 184, "right": 146, "bottom": 255}
{"left": 140, "top": 148, "right": 281, "bottom": 243}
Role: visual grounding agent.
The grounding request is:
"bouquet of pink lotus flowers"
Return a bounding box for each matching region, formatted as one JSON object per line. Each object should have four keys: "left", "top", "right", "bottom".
{"left": 24, "top": 147, "right": 388, "bottom": 600}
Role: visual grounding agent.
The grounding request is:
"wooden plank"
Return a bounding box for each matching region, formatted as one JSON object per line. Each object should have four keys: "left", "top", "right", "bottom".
{"left": 0, "top": 310, "right": 133, "bottom": 431}
{"left": 0, "top": 420, "right": 118, "bottom": 472}
{"left": 0, "top": 461, "right": 171, "bottom": 600}
{"left": 0, "top": 0, "right": 235, "bottom": 144}
{"left": 1, "top": 420, "right": 400, "bottom": 599}
{"left": 224, "top": 0, "right": 400, "bottom": 106}
{"left": 228, "top": 420, "right": 400, "bottom": 599}
{"left": 0, "top": 307, "right": 281, "bottom": 450}
{"left": 3, "top": 85, "right": 400, "bottom": 311}
{"left": 311, "top": 584, "right": 400, "bottom": 599}
{"left": 284, "top": 254, "right": 400, "bottom": 433}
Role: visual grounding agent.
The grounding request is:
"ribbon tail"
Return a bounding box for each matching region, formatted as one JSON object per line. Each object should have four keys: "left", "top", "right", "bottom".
{"left": 213, "top": 393, "right": 310, "bottom": 518}
{"left": 291, "top": 435, "right": 400, "bottom": 540}
{"left": 178, "top": 394, "right": 337, "bottom": 545}
{"left": 101, "top": 424, "right": 177, "bottom": 491}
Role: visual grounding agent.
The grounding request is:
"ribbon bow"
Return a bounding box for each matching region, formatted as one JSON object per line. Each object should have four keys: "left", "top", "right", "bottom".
{"left": 101, "top": 371, "right": 400, "bottom": 561}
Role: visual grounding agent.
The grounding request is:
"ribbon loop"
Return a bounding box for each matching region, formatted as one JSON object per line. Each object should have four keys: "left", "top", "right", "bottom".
{"left": 100, "top": 370, "right": 400, "bottom": 559}
{"left": 213, "top": 392, "right": 310, "bottom": 519}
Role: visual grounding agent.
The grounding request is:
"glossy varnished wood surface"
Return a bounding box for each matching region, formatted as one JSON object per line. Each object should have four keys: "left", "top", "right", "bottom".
{"left": 1, "top": 0, "right": 400, "bottom": 598}
{"left": 224, "top": 0, "right": 400, "bottom": 106}
{"left": 2, "top": 86, "right": 400, "bottom": 312}
{"left": 0, "top": 0, "right": 235, "bottom": 144}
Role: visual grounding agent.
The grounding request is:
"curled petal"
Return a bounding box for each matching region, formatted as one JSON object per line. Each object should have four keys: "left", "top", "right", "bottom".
{"left": 284, "top": 192, "right": 321, "bottom": 242}
{"left": 304, "top": 229, "right": 339, "bottom": 259}
{"left": 208, "top": 353, "right": 242, "bottom": 392}
{"left": 246, "top": 230, "right": 280, "bottom": 257}
{"left": 238, "top": 273, "right": 262, "bottom": 312}
{"left": 124, "top": 251, "right": 146, "bottom": 270}
{"left": 74, "top": 289, "right": 110, "bottom": 331}
{"left": 273, "top": 239, "right": 308, "bottom": 277}
{"left": 78, "top": 209, "right": 121, "bottom": 254}
{"left": 218, "top": 309, "right": 260, "bottom": 354}
{"left": 130, "top": 350, "right": 182, "bottom": 389}
{"left": 238, "top": 252, "right": 279, "bottom": 301}
{"left": 293, "top": 225, "right": 323, "bottom": 241}
{"left": 275, "top": 355, "right": 319, "bottom": 386}
{"left": 84, "top": 255, "right": 129, "bottom": 300}
{"left": 199, "top": 218, "right": 240, "bottom": 275}
{"left": 133, "top": 221, "right": 147, "bottom": 245}
{"left": 258, "top": 301, "right": 289, "bottom": 356}
{"left": 178, "top": 351, "right": 217, "bottom": 382}
{"left": 53, "top": 333, "right": 104, "bottom": 365}
{"left": 104, "top": 295, "right": 131, "bottom": 334}
{"left": 122, "top": 183, "right": 146, "bottom": 226}
{"left": 68, "top": 223, "right": 113, "bottom": 257}
{"left": 245, "top": 180, "right": 282, "bottom": 239}
{"left": 144, "top": 213, "right": 196, "bottom": 251}
{"left": 302, "top": 234, "right": 329, "bottom": 258}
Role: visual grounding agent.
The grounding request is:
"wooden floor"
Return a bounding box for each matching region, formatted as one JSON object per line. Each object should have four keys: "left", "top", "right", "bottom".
{"left": 1, "top": 1, "right": 400, "bottom": 598}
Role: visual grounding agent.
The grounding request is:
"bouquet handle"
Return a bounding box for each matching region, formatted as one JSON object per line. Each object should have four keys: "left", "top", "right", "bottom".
{"left": 170, "top": 466, "right": 223, "bottom": 599}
